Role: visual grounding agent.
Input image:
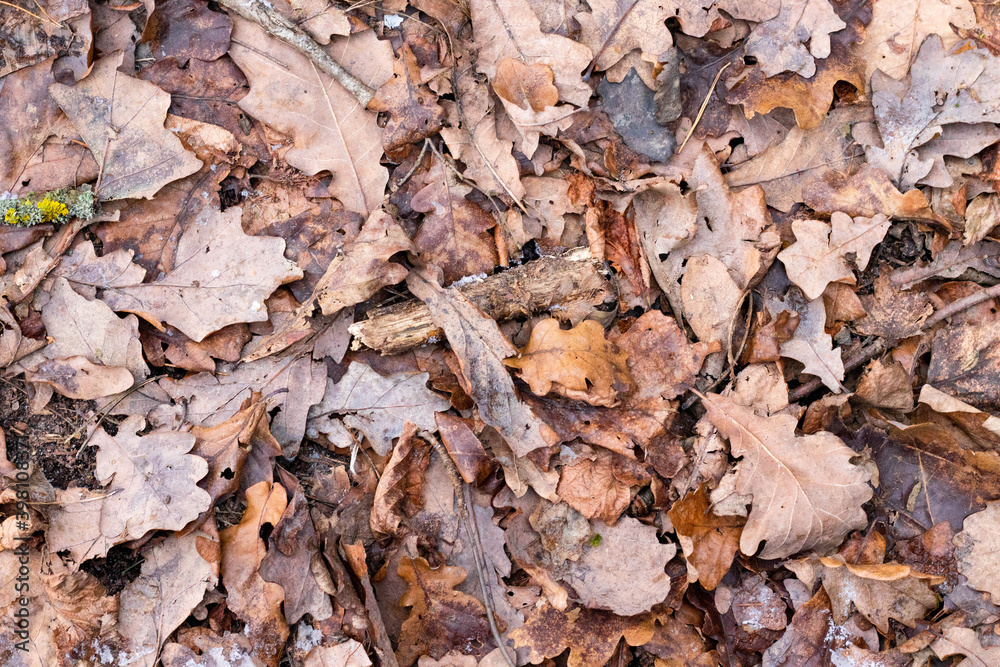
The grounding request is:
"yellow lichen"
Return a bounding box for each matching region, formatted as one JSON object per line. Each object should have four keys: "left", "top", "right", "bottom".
{"left": 37, "top": 197, "right": 69, "bottom": 222}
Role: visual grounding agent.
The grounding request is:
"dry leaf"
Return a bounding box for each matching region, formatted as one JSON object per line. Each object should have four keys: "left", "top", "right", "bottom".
{"left": 855, "top": 358, "right": 914, "bottom": 410}
{"left": 505, "top": 318, "right": 631, "bottom": 407}
{"left": 49, "top": 52, "right": 202, "bottom": 200}
{"left": 305, "top": 641, "right": 372, "bottom": 667}
{"left": 95, "top": 204, "right": 303, "bottom": 343}
{"left": 819, "top": 555, "right": 941, "bottom": 633}
{"left": 368, "top": 44, "right": 446, "bottom": 158}
{"left": 778, "top": 213, "right": 891, "bottom": 300}
{"left": 802, "top": 164, "right": 935, "bottom": 220}
{"left": 308, "top": 361, "right": 449, "bottom": 456}
{"left": 492, "top": 58, "right": 559, "bottom": 112}
{"left": 964, "top": 194, "right": 1000, "bottom": 245}
{"left": 411, "top": 154, "right": 499, "bottom": 284}
{"left": 745, "top": 0, "right": 846, "bottom": 78}
{"left": 220, "top": 481, "right": 290, "bottom": 667}
{"left": 612, "top": 310, "right": 713, "bottom": 401}
{"left": 557, "top": 448, "right": 650, "bottom": 524}
{"left": 668, "top": 484, "right": 744, "bottom": 591}
{"left": 511, "top": 604, "right": 656, "bottom": 667}
{"left": 562, "top": 516, "right": 675, "bottom": 615}
{"left": 408, "top": 271, "right": 559, "bottom": 458}
{"left": 575, "top": 0, "right": 674, "bottom": 76}
{"left": 397, "top": 557, "right": 491, "bottom": 667}
{"left": 119, "top": 528, "right": 220, "bottom": 667}
{"left": 229, "top": 18, "right": 392, "bottom": 214}
{"left": 774, "top": 293, "right": 844, "bottom": 392}
{"left": 702, "top": 393, "right": 872, "bottom": 559}
{"left": 371, "top": 422, "right": 431, "bottom": 535}
{"left": 25, "top": 355, "right": 135, "bottom": 400}
{"left": 855, "top": 270, "right": 932, "bottom": 338}
{"left": 953, "top": 501, "right": 1000, "bottom": 604}
{"left": 931, "top": 626, "right": 1000, "bottom": 666}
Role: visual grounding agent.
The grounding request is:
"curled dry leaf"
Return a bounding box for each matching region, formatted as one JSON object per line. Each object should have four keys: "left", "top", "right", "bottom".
{"left": 396, "top": 557, "right": 491, "bottom": 667}
{"left": 778, "top": 213, "right": 891, "bottom": 300}
{"left": 505, "top": 318, "right": 631, "bottom": 407}
{"left": 229, "top": 18, "right": 392, "bottom": 214}
{"left": 492, "top": 58, "right": 559, "bottom": 112}
{"left": 408, "top": 271, "right": 560, "bottom": 458}
{"left": 371, "top": 422, "right": 431, "bottom": 536}
{"left": 220, "top": 481, "right": 290, "bottom": 667}
{"left": 702, "top": 393, "right": 872, "bottom": 559}
{"left": 819, "top": 555, "right": 941, "bottom": 633}
{"left": 49, "top": 52, "right": 203, "bottom": 200}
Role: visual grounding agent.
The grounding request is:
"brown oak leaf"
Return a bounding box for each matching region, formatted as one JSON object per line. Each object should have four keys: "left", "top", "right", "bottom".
{"left": 668, "top": 484, "right": 744, "bottom": 591}
{"left": 368, "top": 44, "right": 446, "bottom": 159}
{"left": 505, "top": 318, "right": 632, "bottom": 407}
{"left": 702, "top": 393, "right": 872, "bottom": 559}
{"left": 511, "top": 604, "right": 656, "bottom": 667}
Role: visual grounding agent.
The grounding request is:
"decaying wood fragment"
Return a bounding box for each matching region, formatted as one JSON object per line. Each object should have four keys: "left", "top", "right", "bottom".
{"left": 349, "top": 248, "right": 615, "bottom": 355}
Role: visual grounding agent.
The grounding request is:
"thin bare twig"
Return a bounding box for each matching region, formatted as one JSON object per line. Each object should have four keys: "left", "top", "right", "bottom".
{"left": 788, "top": 280, "right": 1000, "bottom": 402}
{"left": 678, "top": 62, "right": 730, "bottom": 154}
{"left": 421, "top": 431, "right": 516, "bottom": 667}
{"left": 216, "top": 0, "right": 375, "bottom": 106}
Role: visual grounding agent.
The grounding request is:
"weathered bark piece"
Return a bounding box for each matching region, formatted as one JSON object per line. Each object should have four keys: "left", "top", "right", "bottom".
{"left": 349, "top": 248, "right": 614, "bottom": 355}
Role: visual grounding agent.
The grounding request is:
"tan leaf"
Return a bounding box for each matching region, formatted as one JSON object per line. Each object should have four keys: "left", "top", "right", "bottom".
{"left": 436, "top": 413, "right": 492, "bottom": 485}
{"left": 855, "top": 0, "right": 974, "bottom": 81}
{"left": 25, "top": 356, "right": 135, "bottom": 400}
{"left": 779, "top": 213, "right": 891, "bottom": 300}
{"left": 953, "top": 501, "right": 1000, "bottom": 604}
{"left": 368, "top": 44, "right": 446, "bottom": 158}
{"left": 511, "top": 604, "right": 656, "bottom": 667}
{"left": 305, "top": 641, "right": 372, "bottom": 667}
{"left": 964, "top": 194, "right": 1000, "bottom": 246}
{"left": 96, "top": 205, "right": 302, "bottom": 343}
{"left": 802, "top": 164, "right": 935, "bottom": 220}
{"left": 49, "top": 52, "right": 202, "bottom": 200}
{"left": 820, "top": 555, "right": 941, "bottom": 633}
{"left": 468, "top": 0, "right": 592, "bottom": 108}
{"left": 866, "top": 36, "right": 1000, "bottom": 188}
{"left": 744, "top": 310, "right": 800, "bottom": 365}
{"left": 412, "top": 154, "right": 499, "bottom": 284}
{"left": 745, "top": 0, "right": 845, "bottom": 78}
{"left": 161, "top": 355, "right": 326, "bottom": 456}
{"left": 562, "top": 516, "right": 675, "bottom": 615}
{"left": 505, "top": 318, "right": 631, "bottom": 407}
{"left": 668, "top": 484, "right": 744, "bottom": 591}
{"left": 408, "top": 271, "right": 559, "bottom": 458}
{"left": 492, "top": 58, "right": 559, "bottom": 112}
{"left": 701, "top": 393, "right": 872, "bottom": 559}
{"left": 272, "top": 0, "right": 349, "bottom": 44}
{"left": 220, "top": 481, "right": 290, "bottom": 667}
{"left": 680, "top": 254, "right": 745, "bottom": 344}
{"left": 855, "top": 270, "right": 932, "bottom": 337}
{"left": 47, "top": 416, "right": 211, "bottom": 562}
{"left": 397, "top": 557, "right": 491, "bottom": 667}
{"left": 635, "top": 145, "right": 778, "bottom": 318}
{"left": 307, "top": 361, "right": 450, "bottom": 456}
{"left": 725, "top": 107, "right": 868, "bottom": 212}
{"left": 119, "top": 528, "right": 220, "bottom": 667}
{"left": 229, "top": 18, "right": 392, "bottom": 214}
{"left": 0, "top": 549, "right": 118, "bottom": 666}
{"left": 439, "top": 48, "right": 524, "bottom": 201}
{"left": 855, "top": 358, "right": 914, "bottom": 410}
{"left": 160, "top": 632, "right": 264, "bottom": 667}
{"left": 612, "top": 310, "right": 714, "bottom": 402}
{"left": 371, "top": 423, "right": 431, "bottom": 535}
{"left": 931, "top": 626, "right": 1000, "bottom": 666}
{"left": 774, "top": 294, "right": 844, "bottom": 392}
{"left": 575, "top": 0, "right": 674, "bottom": 75}
{"left": 557, "top": 448, "right": 650, "bottom": 524}
{"left": 40, "top": 276, "right": 148, "bottom": 381}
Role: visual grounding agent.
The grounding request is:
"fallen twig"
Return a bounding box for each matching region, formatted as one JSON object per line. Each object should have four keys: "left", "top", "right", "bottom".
{"left": 216, "top": 0, "right": 376, "bottom": 106}
{"left": 788, "top": 280, "right": 1000, "bottom": 402}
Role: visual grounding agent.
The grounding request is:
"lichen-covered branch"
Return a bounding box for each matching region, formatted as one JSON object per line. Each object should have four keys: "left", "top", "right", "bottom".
{"left": 1, "top": 188, "right": 95, "bottom": 226}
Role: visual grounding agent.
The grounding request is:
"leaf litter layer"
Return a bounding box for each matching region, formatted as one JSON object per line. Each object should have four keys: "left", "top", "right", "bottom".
{"left": 1, "top": 0, "right": 1000, "bottom": 665}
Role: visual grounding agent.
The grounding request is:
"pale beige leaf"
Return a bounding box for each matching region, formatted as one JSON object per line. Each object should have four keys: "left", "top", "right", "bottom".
{"left": 49, "top": 52, "right": 202, "bottom": 200}
{"left": 774, "top": 295, "right": 844, "bottom": 392}
{"left": 468, "top": 0, "right": 592, "bottom": 108}
{"left": 964, "top": 194, "right": 1000, "bottom": 246}
{"left": 953, "top": 501, "right": 1000, "bottom": 604}
{"left": 119, "top": 528, "right": 220, "bottom": 667}
{"left": 562, "top": 516, "right": 675, "bottom": 615}
{"left": 701, "top": 393, "right": 872, "bottom": 559}
{"left": 856, "top": 0, "right": 975, "bottom": 81}
{"left": 408, "top": 271, "right": 560, "bottom": 458}
{"left": 307, "top": 361, "right": 450, "bottom": 456}
{"left": 41, "top": 276, "right": 147, "bottom": 382}
{"left": 681, "top": 254, "right": 744, "bottom": 344}
{"left": 305, "top": 640, "right": 372, "bottom": 667}
{"left": 745, "top": 0, "right": 846, "bottom": 78}
{"left": 575, "top": 0, "right": 673, "bottom": 74}
{"left": 820, "top": 556, "right": 939, "bottom": 633}
{"left": 25, "top": 355, "right": 135, "bottom": 400}
{"left": 99, "top": 205, "right": 303, "bottom": 342}
{"left": 161, "top": 355, "right": 327, "bottom": 456}
{"left": 779, "top": 213, "right": 891, "bottom": 300}
{"left": 229, "top": 18, "right": 392, "bottom": 214}
{"left": 932, "top": 627, "right": 1000, "bottom": 666}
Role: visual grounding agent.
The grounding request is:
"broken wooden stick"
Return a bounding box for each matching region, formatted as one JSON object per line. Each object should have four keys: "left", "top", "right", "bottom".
{"left": 216, "top": 0, "right": 376, "bottom": 106}
{"left": 349, "top": 248, "right": 616, "bottom": 355}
